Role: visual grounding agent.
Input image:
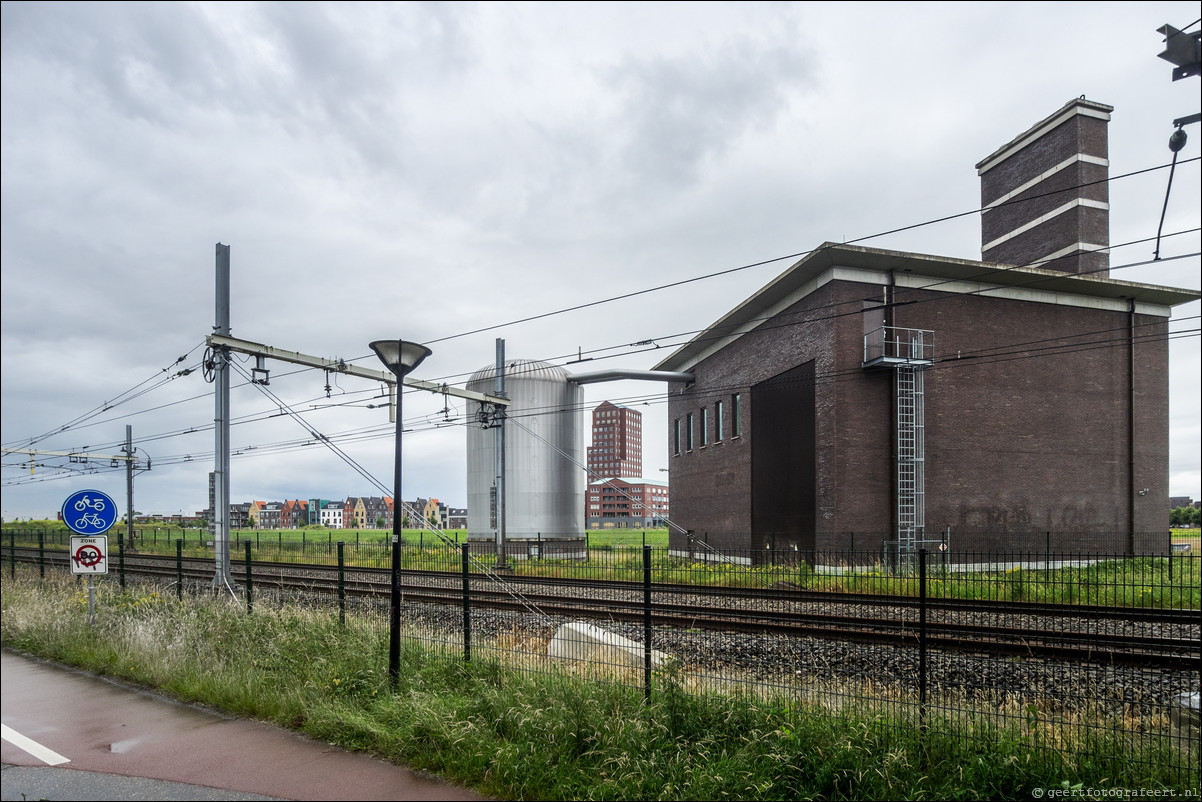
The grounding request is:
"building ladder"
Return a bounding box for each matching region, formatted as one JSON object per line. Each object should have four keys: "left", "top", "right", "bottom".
{"left": 862, "top": 325, "right": 934, "bottom": 570}
{"left": 895, "top": 363, "right": 926, "bottom": 565}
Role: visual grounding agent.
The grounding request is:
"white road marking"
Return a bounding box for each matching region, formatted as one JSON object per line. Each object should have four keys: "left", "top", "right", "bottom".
{"left": 1, "top": 723, "right": 70, "bottom": 765}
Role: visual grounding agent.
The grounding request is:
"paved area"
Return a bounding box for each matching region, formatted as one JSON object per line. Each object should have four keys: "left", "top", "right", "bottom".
{"left": 1, "top": 649, "right": 487, "bottom": 801}
{"left": 1, "top": 763, "right": 285, "bottom": 801}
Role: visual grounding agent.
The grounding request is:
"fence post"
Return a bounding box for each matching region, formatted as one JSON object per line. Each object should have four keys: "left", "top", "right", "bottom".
{"left": 38, "top": 531, "right": 45, "bottom": 578}
{"left": 1168, "top": 530, "right": 1174, "bottom": 590}
{"left": 644, "top": 545, "right": 652, "bottom": 702}
{"left": 244, "top": 540, "right": 253, "bottom": 615}
{"left": 461, "top": 543, "right": 471, "bottom": 663}
{"left": 337, "top": 541, "right": 346, "bottom": 627}
{"left": 918, "top": 547, "right": 928, "bottom": 739}
{"left": 176, "top": 539, "right": 183, "bottom": 601}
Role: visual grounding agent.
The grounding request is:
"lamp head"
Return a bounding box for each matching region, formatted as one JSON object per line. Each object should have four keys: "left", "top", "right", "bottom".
{"left": 370, "top": 340, "right": 432, "bottom": 378}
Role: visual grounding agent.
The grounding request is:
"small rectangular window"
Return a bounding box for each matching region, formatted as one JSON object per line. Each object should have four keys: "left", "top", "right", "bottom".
{"left": 673, "top": 418, "right": 681, "bottom": 455}
{"left": 732, "top": 393, "right": 742, "bottom": 437}
{"left": 715, "top": 400, "right": 724, "bottom": 441}
{"left": 686, "top": 413, "right": 694, "bottom": 451}
{"left": 700, "top": 407, "right": 709, "bottom": 446}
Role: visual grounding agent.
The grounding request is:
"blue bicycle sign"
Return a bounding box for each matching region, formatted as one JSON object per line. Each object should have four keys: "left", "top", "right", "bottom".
{"left": 62, "top": 490, "right": 118, "bottom": 535}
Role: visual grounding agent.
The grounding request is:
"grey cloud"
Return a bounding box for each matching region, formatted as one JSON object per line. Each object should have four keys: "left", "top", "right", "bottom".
{"left": 606, "top": 38, "right": 817, "bottom": 184}
{"left": 254, "top": 2, "right": 477, "bottom": 174}
{"left": 2, "top": 2, "right": 231, "bottom": 125}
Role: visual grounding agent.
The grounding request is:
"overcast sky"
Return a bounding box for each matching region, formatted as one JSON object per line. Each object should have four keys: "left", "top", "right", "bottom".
{"left": 2, "top": 1, "right": 1199, "bottom": 522}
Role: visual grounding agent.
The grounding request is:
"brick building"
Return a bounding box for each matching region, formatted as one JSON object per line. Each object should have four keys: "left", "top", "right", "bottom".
{"left": 587, "top": 401, "right": 643, "bottom": 478}
{"left": 586, "top": 477, "right": 669, "bottom": 528}
{"left": 259, "top": 501, "right": 283, "bottom": 529}
{"left": 653, "top": 99, "right": 1199, "bottom": 560}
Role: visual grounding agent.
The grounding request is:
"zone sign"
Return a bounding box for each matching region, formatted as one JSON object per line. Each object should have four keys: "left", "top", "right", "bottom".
{"left": 69, "top": 535, "right": 108, "bottom": 575}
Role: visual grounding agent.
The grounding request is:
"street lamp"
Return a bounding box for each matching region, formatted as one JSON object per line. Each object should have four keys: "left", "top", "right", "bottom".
{"left": 370, "top": 338, "right": 431, "bottom": 687}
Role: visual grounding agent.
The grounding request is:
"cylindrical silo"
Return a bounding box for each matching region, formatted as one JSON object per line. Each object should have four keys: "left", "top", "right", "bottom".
{"left": 466, "top": 359, "right": 584, "bottom": 546}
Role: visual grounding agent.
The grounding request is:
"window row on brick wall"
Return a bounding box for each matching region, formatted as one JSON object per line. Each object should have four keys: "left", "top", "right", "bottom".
{"left": 674, "top": 393, "right": 742, "bottom": 455}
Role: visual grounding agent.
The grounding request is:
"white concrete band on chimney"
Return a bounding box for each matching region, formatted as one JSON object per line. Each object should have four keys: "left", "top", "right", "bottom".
{"left": 977, "top": 104, "right": 1111, "bottom": 176}
{"left": 982, "top": 198, "right": 1109, "bottom": 253}
{"left": 982, "top": 154, "right": 1110, "bottom": 211}
{"left": 1033, "top": 240, "right": 1110, "bottom": 267}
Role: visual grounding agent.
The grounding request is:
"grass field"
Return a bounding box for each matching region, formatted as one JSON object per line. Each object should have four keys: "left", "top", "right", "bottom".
{"left": 4, "top": 522, "right": 1199, "bottom": 608}
{"left": 0, "top": 520, "right": 672, "bottom": 549}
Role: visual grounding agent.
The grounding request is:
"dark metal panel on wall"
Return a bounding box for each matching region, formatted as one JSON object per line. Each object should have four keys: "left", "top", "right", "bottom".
{"left": 751, "top": 360, "right": 816, "bottom": 555}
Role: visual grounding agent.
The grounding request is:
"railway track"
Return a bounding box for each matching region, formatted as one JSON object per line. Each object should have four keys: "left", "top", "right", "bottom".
{"left": 6, "top": 547, "right": 1199, "bottom": 670}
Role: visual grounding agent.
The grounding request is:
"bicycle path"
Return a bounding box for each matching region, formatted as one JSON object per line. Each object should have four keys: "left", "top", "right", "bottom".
{"left": 1, "top": 649, "right": 488, "bottom": 801}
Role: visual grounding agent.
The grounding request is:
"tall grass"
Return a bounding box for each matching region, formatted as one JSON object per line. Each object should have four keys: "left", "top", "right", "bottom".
{"left": 3, "top": 572, "right": 1194, "bottom": 800}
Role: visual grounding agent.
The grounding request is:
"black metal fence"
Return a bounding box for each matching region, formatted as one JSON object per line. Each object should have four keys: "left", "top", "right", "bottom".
{"left": 3, "top": 529, "right": 1199, "bottom": 788}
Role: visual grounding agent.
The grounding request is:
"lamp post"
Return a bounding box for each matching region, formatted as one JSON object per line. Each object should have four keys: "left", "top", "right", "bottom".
{"left": 370, "top": 339, "right": 432, "bottom": 687}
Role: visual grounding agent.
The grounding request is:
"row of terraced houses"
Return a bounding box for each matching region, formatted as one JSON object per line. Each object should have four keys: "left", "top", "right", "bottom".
{"left": 213, "top": 497, "right": 467, "bottom": 530}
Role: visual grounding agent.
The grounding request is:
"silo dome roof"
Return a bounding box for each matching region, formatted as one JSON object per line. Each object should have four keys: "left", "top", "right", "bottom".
{"left": 468, "top": 359, "right": 571, "bottom": 385}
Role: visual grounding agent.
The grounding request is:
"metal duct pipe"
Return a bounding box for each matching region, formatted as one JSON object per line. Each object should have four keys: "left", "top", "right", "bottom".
{"left": 567, "top": 369, "right": 694, "bottom": 385}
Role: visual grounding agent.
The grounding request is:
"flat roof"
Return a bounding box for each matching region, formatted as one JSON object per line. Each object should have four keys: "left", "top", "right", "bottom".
{"left": 653, "top": 242, "right": 1200, "bottom": 373}
{"left": 589, "top": 477, "right": 669, "bottom": 488}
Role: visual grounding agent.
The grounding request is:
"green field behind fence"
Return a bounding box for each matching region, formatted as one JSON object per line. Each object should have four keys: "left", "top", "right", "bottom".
{"left": 0, "top": 520, "right": 673, "bottom": 550}
{"left": 3, "top": 522, "right": 1199, "bottom": 609}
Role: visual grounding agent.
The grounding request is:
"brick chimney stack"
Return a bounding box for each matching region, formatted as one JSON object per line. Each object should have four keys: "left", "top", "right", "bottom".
{"left": 976, "top": 98, "right": 1113, "bottom": 276}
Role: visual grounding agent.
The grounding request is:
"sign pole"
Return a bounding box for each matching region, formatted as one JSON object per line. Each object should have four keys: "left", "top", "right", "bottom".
{"left": 63, "top": 489, "right": 116, "bottom": 627}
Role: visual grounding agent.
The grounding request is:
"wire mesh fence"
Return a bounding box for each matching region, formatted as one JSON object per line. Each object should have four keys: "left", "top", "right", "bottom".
{"left": 3, "top": 528, "right": 1199, "bottom": 787}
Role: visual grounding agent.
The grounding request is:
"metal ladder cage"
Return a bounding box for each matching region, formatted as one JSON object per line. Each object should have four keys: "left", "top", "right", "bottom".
{"left": 859, "top": 326, "right": 934, "bottom": 572}
{"left": 895, "top": 361, "right": 926, "bottom": 570}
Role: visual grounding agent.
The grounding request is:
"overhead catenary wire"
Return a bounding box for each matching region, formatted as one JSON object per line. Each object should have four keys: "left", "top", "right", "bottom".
{"left": 6, "top": 158, "right": 1198, "bottom": 492}
{"left": 226, "top": 360, "right": 559, "bottom": 623}
{"left": 6, "top": 314, "right": 1195, "bottom": 486}
{"left": 410, "top": 158, "right": 1199, "bottom": 350}
{"left": 506, "top": 415, "right": 749, "bottom": 571}
{"left": 11, "top": 156, "right": 1197, "bottom": 452}
{"left": 2, "top": 342, "right": 206, "bottom": 450}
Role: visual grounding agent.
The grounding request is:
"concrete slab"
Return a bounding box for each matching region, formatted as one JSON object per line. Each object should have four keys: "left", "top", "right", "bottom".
{"left": 547, "top": 622, "right": 671, "bottom": 669}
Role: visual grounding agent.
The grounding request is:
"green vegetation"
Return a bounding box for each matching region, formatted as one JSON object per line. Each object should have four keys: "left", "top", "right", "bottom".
{"left": 2, "top": 574, "right": 1193, "bottom": 800}
{"left": 3, "top": 523, "right": 1198, "bottom": 608}
{"left": 1170, "top": 506, "right": 1201, "bottom": 528}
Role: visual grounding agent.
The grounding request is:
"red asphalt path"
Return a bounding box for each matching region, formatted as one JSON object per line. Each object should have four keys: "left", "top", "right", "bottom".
{"left": 1, "top": 649, "right": 487, "bottom": 801}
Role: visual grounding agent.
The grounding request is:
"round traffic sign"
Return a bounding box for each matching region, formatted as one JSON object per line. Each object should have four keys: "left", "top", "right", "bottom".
{"left": 74, "top": 544, "right": 104, "bottom": 568}
{"left": 61, "top": 490, "right": 119, "bottom": 535}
